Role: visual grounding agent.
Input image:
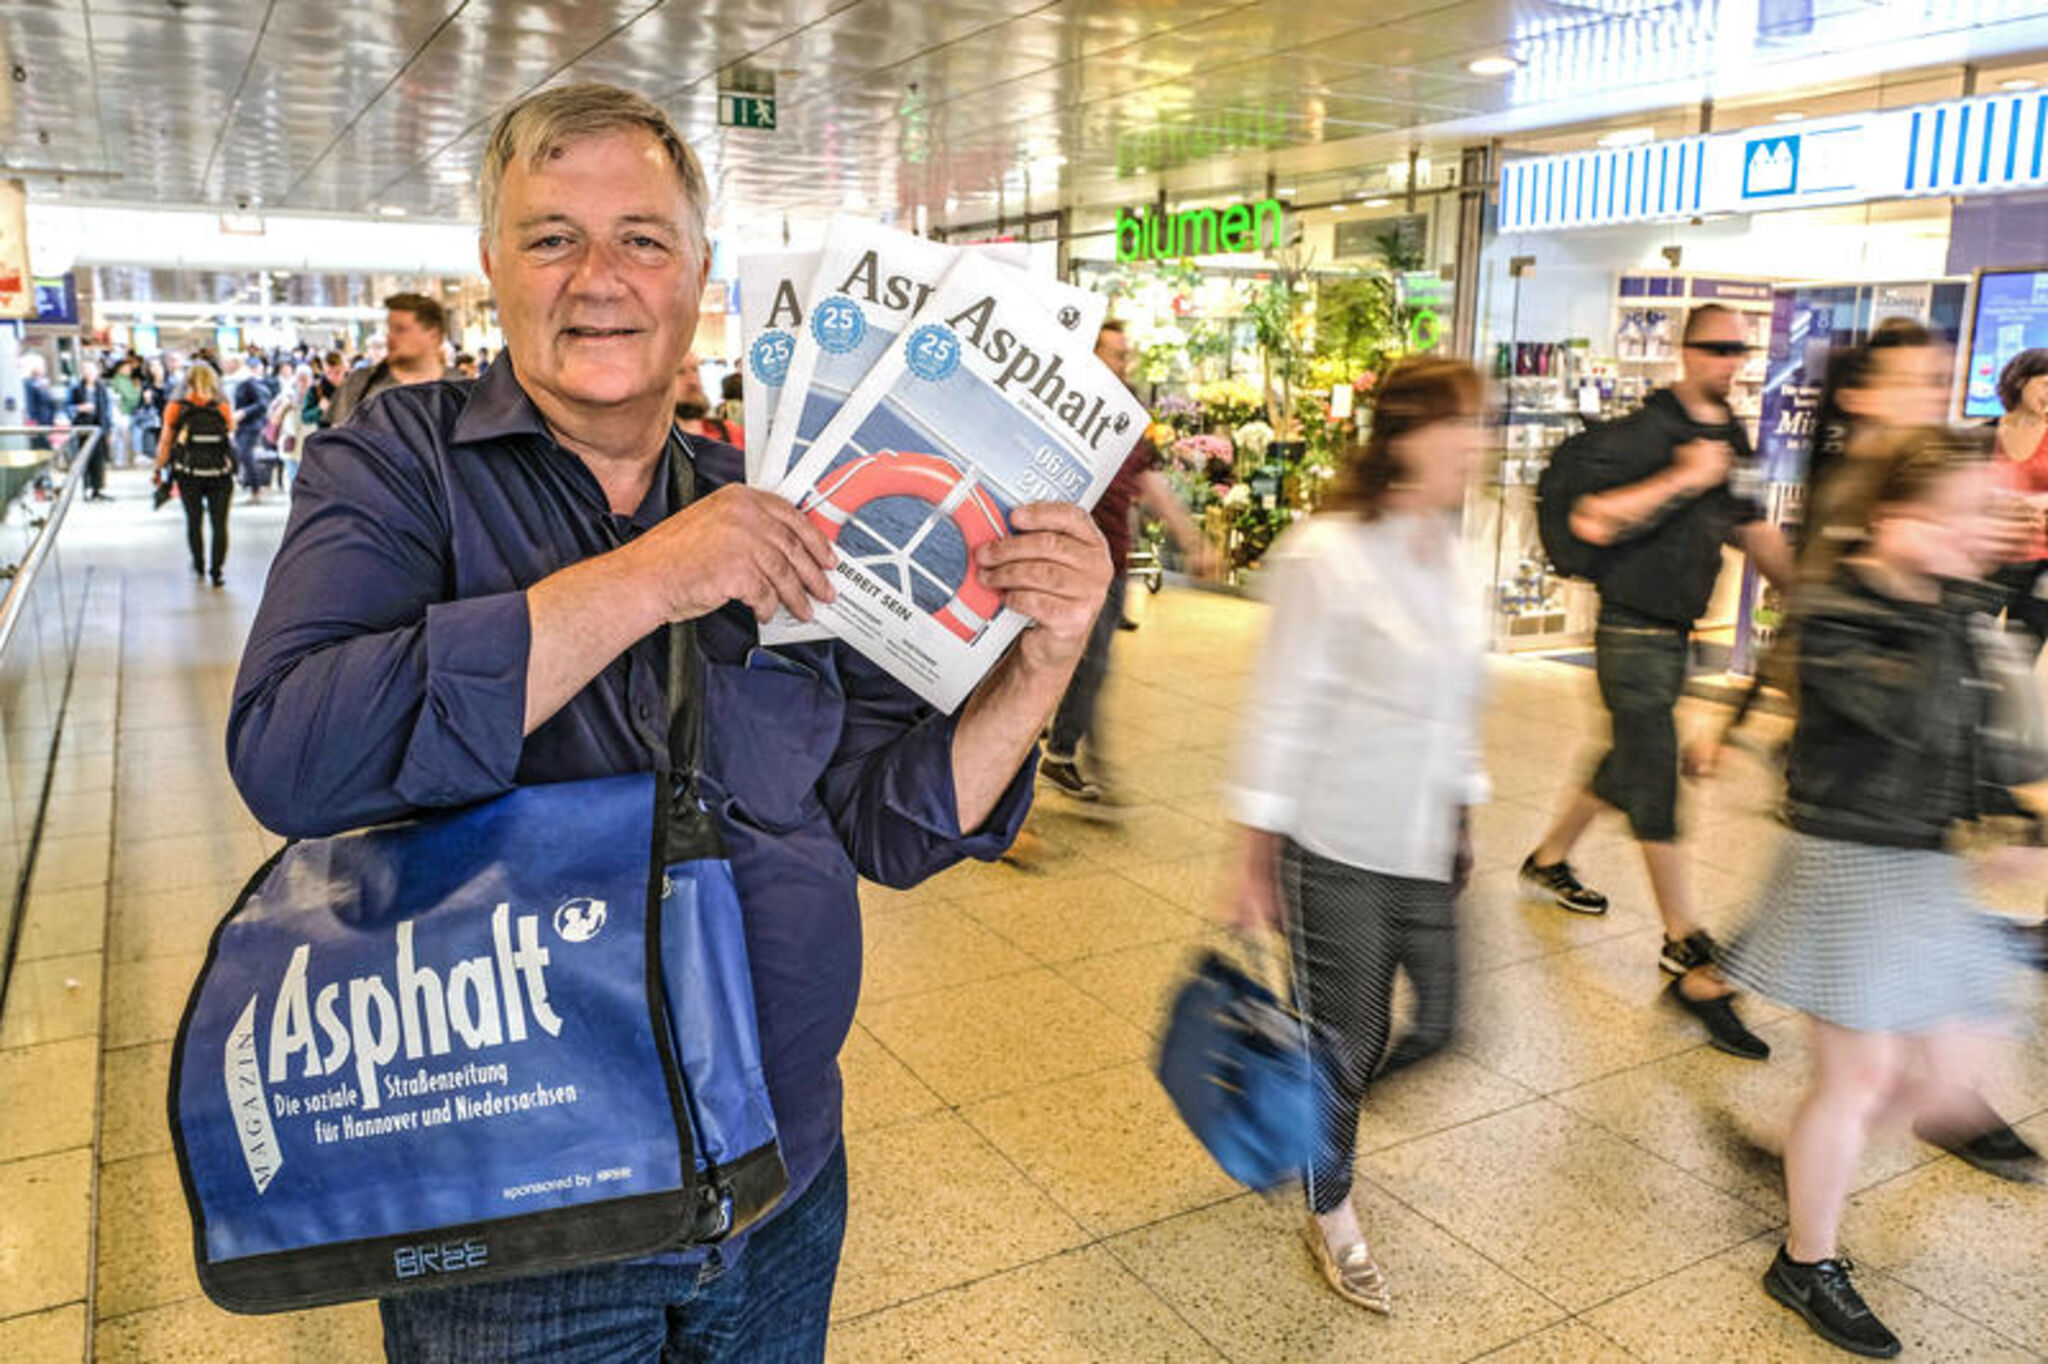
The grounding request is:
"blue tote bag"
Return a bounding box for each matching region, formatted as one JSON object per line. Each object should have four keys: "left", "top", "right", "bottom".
{"left": 170, "top": 455, "right": 787, "bottom": 1313}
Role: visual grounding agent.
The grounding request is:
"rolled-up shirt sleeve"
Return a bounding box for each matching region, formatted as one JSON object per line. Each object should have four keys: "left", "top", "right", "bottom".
{"left": 816, "top": 650, "right": 1034, "bottom": 889}
{"left": 227, "top": 424, "right": 530, "bottom": 837}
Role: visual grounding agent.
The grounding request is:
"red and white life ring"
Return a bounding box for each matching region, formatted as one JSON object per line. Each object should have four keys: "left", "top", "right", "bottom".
{"left": 802, "top": 448, "right": 1007, "bottom": 642}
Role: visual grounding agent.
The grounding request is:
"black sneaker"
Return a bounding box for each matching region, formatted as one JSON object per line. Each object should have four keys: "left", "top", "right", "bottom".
{"left": 1929, "top": 1122, "right": 2043, "bottom": 1184}
{"left": 1038, "top": 756, "right": 1101, "bottom": 801}
{"left": 1667, "top": 978, "right": 1771, "bottom": 1060}
{"left": 1763, "top": 1248, "right": 1901, "bottom": 1358}
{"left": 1660, "top": 929, "right": 1719, "bottom": 976}
{"left": 1518, "top": 854, "right": 1608, "bottom": 914}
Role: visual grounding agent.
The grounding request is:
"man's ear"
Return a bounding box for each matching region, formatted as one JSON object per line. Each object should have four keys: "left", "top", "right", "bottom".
{"left": 479, "top": 235, "right": 495, "bottom": 285}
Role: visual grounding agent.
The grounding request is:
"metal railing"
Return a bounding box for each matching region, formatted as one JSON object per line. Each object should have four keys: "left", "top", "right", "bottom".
{"left": 0, "top": 426, "right": 101, "bottom": 1014}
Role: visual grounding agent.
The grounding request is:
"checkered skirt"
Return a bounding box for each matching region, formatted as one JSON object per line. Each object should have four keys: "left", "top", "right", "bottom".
{"left": 1722, "top": 832, "right": 2021, "bottom": 1034}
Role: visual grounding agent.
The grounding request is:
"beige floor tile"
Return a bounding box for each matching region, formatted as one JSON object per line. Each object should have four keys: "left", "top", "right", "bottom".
{"left": 1111, "top": 852, "right": 1226, "bottom": 916}
{"left": 830, "top": 1246, "right": 1221, "bottom": 1363}
{"left": 0, "top": 1302, "right": 87, "bottom": 1362}
{"left": 13, "top": 886, "right": 105, "bottom": 962}
{"left": 1052, "top": 937, "right": 1212, "bottom": 1040}
{"left": 962, "top": 1062, "right": 1240, "bottom": 1237}
{"left": 114, "top": 790, "right": 263, "bottom": 844}
{"left": 912, "top": 843, "right": 1105, "bottom": 902}
{"left": 106, "top": 888, "right": 229, "bottom": 963}
{"left": 861, "top": 969, "right": 1152, "bottom": 1105}
{"left": 24, "top": 830, "right": 112, "bottom": 896}
{"left": 1583, "top": 1235, "right": 2039, "bottom": 1363}
{"left": 1368, "top": 1100, "right": 1772, "bottom": 1313}
{"left": 94, "top": 1297, "right": 384, "bottom": 1363}
{"left": 0, "top": 1037, "right": 97, "bottom": 1162}
{"left": 1843, "top": 1114, "right": 2048, "bottom": 1355}
{"left": 1458, "top": 866, "right": 1663, "bottom": 974}
{"left": 97, "top": 1153, "right": 204, "bottom": 1318}
{"left": 833, "top": 1111, "right": 1089, "bottom": 1320}
{"left": 1108, "top": 1191, "right": 1564, "bottom": 1362}
{"left": 0, "top": 953, "right": 103, "bottom": 1049}
{"left": 113, "top": 830, "right": 268, "bottom": 896}
{"left": 102, "top": 1041, "right": 176, "bottom": 1161}
{"left": 860, "top": 902, "right": 1039, "bottom": 1004}
{"left": 856, "top": 876, "right": 954, "bottom": 916}
{"left": 105, "top": 952, "right": 205, "bottom": 1049}
{"left": 957, "top": 871, "right": 1206, "bottom": 966}
{"left": 1354, "top": 1052, "right": 1538, "bottom": 1155}
{"left": 1551, "top": 1017, "right": 1934, "bottom": 1213}
{"left": 39, "top": 788, "right": 115, "bottom": 841}
{"left": 1473, "top": 1320, "right": 1640, "bottom": 1363}
{"left": 1455, "top": 931, "right": 1732, "bottom": 1095}
{"left": 840, "top": 1026, "right": 945, "bottom": 1137}
{"left": 0, "top": 1148, "right": 92, "bottom": 1317}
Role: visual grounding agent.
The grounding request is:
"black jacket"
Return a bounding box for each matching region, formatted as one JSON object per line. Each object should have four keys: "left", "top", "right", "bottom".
{"left": 1584, "top": 388, "right": 1764, "bottom": 627}
{"left": 1786, "top": 564, "right": 2008, "bottom": 850}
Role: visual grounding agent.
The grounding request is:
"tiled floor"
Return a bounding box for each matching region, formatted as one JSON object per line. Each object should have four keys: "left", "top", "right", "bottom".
{"left": 1, "top": 465, "right": 2043, "bottom": 1361}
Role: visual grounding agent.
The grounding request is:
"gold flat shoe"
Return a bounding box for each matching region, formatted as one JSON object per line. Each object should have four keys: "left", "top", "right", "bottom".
{"left": 1303, "top": 1220, "right": 1392, "bottom": 1314}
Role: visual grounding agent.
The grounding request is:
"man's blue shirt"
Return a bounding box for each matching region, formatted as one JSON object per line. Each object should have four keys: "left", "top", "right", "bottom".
{"left": 228, "top": 356, "right": 1033, "bottom": 1222}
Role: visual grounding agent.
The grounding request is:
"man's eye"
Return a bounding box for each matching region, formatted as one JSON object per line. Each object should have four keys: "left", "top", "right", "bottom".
{"left": 527, "top": 234, "right": 571, "bottom": 250}
{"left": 627, "top": 235, "right": 670, "bottom": 252}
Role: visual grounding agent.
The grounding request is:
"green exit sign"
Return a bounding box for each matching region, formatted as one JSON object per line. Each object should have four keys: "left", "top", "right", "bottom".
{"left": 719, "top": 93, "right": 777, "bottom": 130}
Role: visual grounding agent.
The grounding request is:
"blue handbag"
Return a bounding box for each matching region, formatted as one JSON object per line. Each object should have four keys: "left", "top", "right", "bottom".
{"left": 169, "top": 453, "right": 787, "bottom": 1312}
{"left": 1155, "top": 947, "right": 1333, "bottom": 1193}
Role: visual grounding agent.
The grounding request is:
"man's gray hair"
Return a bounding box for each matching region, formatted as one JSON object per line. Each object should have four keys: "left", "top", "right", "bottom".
{"left": 479, "top": 83, "right": 708, "bottom": 250}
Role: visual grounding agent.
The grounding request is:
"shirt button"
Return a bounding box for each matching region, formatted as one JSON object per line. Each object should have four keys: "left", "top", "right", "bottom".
{"left": 636, "top": 701, "right": 653, "bottom": 724}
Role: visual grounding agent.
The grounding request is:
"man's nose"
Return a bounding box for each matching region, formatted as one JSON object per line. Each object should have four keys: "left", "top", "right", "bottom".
{"left": 567, "top": 240, "right": 631, "bottom": 297}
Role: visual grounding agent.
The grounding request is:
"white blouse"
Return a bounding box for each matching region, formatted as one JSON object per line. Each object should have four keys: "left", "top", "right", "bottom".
{"left": 1226, "top": 511, "right": 1491, "bottom": 881}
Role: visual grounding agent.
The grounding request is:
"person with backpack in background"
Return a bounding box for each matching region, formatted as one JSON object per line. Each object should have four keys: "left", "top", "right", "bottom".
{"left": 232, "top": 355, "right": 279, "bottom": 503}
{"left": 154, "top": 361, "right": 238, "bottom": 587}
{"left": 1523, "top": 304, "right": 1794, "bottom": 1058}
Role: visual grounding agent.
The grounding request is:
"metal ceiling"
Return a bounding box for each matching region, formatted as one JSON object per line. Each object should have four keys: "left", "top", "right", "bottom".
{"left": 6, "top": 0, "right": 2048, "bottom": 238}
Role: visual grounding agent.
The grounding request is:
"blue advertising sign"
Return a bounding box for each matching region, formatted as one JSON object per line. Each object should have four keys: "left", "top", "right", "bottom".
{"left": 1960, "top": 268, "right": 2048, "bottom": 420}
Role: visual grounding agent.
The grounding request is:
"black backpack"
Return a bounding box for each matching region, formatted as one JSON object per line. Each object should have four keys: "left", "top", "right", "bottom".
{"left": 172, "top": 403, "right": 236, "bottom": 477}
{"left": 1534, "top": 421, "right": 1612, "bottom": 582}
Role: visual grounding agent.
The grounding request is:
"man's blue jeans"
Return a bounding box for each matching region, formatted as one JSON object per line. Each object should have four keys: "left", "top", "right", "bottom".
{"left": 379, "top": 1142, "right": 848, "bottom": 1363}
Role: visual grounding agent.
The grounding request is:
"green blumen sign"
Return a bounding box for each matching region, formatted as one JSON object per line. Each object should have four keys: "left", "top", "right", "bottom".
{"left": 1116, "top": 198, "right": 1285, "bottom": 263}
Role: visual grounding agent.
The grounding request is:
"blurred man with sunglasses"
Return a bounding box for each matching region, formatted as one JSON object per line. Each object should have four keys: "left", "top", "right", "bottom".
{"left": 1521, "top": 304, "right": 1794, "bottom": 1058}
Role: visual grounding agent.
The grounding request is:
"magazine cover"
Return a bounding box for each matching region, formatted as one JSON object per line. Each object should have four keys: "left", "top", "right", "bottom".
{"left": 755, "top": 219, "right": 1099, "bottom": 492}
{"left": 771, "top": 252, "right": 1145, "bottom": 712}
{"left": 735, "top": 249, "right": 818, "bottom": 486}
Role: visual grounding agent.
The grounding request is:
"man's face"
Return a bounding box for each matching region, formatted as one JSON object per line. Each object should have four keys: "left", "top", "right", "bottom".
{"left": 1680, "top": 312, "right": 1748, "bottom": 403}
{"left": 324, "top": 359, "right": 346, "bottom": 384}
{"left": 672, "top": 352, "right": 707, "bottom": 410}
{"left": 1095, "top": 329, "right": 1131, "bottom": 384}
{"left": 482, "top": 128, "right": 707, "bottom": 416}
{"left": 385, "top": 308, "right": 442, "bottom": 369}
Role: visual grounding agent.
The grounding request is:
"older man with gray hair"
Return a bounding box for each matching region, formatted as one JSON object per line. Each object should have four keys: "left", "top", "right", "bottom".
{"left": 229, "top": 83, "right": 1111, "bottom": 1361}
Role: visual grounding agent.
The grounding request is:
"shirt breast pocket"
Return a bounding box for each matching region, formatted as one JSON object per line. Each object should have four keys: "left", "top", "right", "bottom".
{"left": 701, "top": 649, "right": 845, "bottom": 834}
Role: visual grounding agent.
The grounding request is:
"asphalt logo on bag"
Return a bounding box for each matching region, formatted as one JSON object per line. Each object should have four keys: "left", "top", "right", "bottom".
{"left": 553, "top": 897, "right": 607, "bottom": 944}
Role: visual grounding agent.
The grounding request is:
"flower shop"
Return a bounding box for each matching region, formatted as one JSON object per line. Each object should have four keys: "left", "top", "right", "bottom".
{"left": 1077, "top": 224, "right": 1439, "bottom": 583}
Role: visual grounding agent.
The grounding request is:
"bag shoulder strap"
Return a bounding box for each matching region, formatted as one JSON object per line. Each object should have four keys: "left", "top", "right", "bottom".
{"left": 660, "top": 441, "right": 725, "bottom": 862}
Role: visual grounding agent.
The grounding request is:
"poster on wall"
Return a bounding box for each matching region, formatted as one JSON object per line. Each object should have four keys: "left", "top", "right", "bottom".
{"left": 1732, "top": 284, "right": 1857, "bottom": 677}
{"left": 1960, "top": 268, "right": 2048, "bottom": 420}
{"left": 0, "top": 180, "right": 30, "bottom": 319}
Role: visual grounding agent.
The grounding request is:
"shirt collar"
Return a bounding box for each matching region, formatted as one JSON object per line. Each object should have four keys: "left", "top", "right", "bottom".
{"left": 450, "top": 351, "right": 551, "bottom": 447}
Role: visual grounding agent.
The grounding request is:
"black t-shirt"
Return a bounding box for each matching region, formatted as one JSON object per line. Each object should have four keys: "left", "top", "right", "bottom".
{"left": 1583, "top": 388, "right": 1764, "bottom": 627}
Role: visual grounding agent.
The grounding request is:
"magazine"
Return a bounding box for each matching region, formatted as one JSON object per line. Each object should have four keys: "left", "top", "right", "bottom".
{"left": 754, "top": 219, "right": 1100, "bottom": 492}
{"left": 735, "top": 250, "right": 818, "bottom": 486}
{"left": 771, "top": 251, "right": 1147, "bottom": 712}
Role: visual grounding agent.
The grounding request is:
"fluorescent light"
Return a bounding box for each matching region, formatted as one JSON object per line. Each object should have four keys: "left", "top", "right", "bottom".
{"left": 1468, "top": 55, "right": 1519, "bottom": 77}
{"left": 1277, "top": 186, "right": 1297, "bottom": 196}
{"left": 1360, "top": 198, "right": 1393, "bottom": 208}
{"left": 377, "top": 204, "right": 408, "bottom": 217}
{"left": 2001, "top": 77, "right": 2041, "bottom": 91}
{"left": 1331, "top": 205, "right": 1348, "bottom": 213}
{"left": 1772, "top": 110, "right": 1805, "bottom": 122}
{"left": 1598, "top": 127, "right": 1655, "bottom": 148}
